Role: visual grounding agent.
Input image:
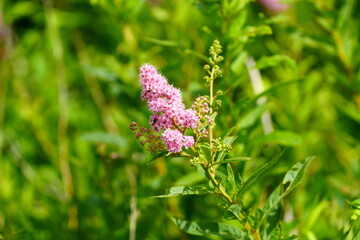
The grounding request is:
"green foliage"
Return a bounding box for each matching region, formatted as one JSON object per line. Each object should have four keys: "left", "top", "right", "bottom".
{"left": 171, "top": 217, "right": 247, "bottom": 239}
{"left": 0, "top": 0, "right": 359, "bottom": 239}
{"left": 153, "top": 186, "right": 215, "bottom": 198}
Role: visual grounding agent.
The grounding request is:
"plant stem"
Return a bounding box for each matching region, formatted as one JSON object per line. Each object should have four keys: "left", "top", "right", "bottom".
{"left": 201, "top": 163, "right": 261, "bottom": 240}
{"left": 209, "top": 67, "right": 215, "bottom": 164}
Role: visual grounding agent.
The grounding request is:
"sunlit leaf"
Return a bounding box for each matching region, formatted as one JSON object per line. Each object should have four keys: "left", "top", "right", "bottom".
{"left": 238, "top": 149, "right": 285, "bottom": 197}
{"left": 258, "top": 156, "right": 314, "bottom": 227}
{"left": 171, "top": 217, "right": 247, "bottom": 239}
{"left": 152, "top": 186, "right": 215, "bottom": 198}
{"left": 226, "top": 163, "right": 236, "bottom": 196}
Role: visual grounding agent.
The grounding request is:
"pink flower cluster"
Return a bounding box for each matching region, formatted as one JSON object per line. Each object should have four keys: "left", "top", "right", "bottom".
{"left": 139, "top": 64, "right": 199, "bottom": 153}
{"left": 162, "top": 129, "right": 194, "bottom": 153}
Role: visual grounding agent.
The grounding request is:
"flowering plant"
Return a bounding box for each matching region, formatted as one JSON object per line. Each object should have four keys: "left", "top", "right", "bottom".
{"left": 130, "top": 40, "right": 313, "bottom": 240}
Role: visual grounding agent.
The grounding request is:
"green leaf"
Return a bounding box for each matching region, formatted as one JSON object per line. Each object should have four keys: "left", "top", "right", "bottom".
{"left": 266, "top": 200, "right": 283, "bottom": 236}
{"left": 152, "top": 186, "right": 215, "bottom": 198}
{"left": 282, "top": 156, "right": 314, "bottom": 193}
{"left": 80, "top": 132, "right": 127, "bottom": 147}
{"left": 224, "top": 157, "right": 251, "bottom": 162}
{"left": 252, "top": 131, "right": 302, "bottom": 146}
{"left": 143, "top": 37, "right": 182, "bottom": 47}
{"left": 171, "top": 218, "right": 247, "bottom": 239}
{"left": 147, "top": 151, "right": 168, "bottom": 164}
{"left": 223, "top": 136, "right": 237, "bottom": 145}
{"left": 258, "top": 156, "right": 314, "bottom": 226}
{"left": 255, "top": 55, "right": 297, "bottom": 72}
{"left": 236, "top": 104, "right": 267, "bottom": 130}
{"left": 238, "top": 149, "right": 285, "bottom": 197}
{"left": 257, "top": 185, "right": 282, "bottom": 228}
{"left": 227, "top": 164, "right": 236, "bottom": 195}
{"left": 224, "top": 204, "right": 244, "bottom": 222}
{"left": 230, "top": 51, "right": 248, "bottom": 74}
{"left": 243, "top": 25, "right": 272, "bottom": 37}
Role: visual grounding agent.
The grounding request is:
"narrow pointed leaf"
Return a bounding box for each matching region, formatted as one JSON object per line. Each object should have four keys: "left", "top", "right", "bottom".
{"left": 282, "top": 156, "right": 314, "bottom": 193}
{"left": 143, "top": 37, "right": 182, "bottom": 47}
{"left": 227, "top": 164, "right": 236, "bottom": 193}
{"left": 147, "top": 151, "right": 168, "bottom": 164}
{"left": 258, "top": 156, "right": 314, "bottom": 226}
{"left": 152, "top": 186, "right": 215, "bottom": 198}
{"left": 171, "top": 218, "right": 247, "bottom": 239}
{"left": 238, "top": 149, "right": 285, "bottom": 196}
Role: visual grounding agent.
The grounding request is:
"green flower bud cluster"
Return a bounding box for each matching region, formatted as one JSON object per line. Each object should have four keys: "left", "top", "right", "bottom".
{"left": 204, "top": 40, "right": 224, "bottom": 84}
{"left": 189, "top": 155, "right": 207, "bottom": 167}
{"left": 211, "top": 137, "right": 232, "bottom": 153}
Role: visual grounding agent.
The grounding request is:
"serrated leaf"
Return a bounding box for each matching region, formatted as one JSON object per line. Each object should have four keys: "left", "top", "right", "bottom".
{"left": 80, "top": 132, "right": 127, "bottom": 147}
{"left": 171, "top": 218, "right": 247, "bottom": 239}
{"left": 238, "top": 149, "right": 285, "bottom": 197}
{"left": 258, "top": 156, "right": 314, "bottom": 227}
{"left": 152, "top": 186, "right": 215, "bottom": 198}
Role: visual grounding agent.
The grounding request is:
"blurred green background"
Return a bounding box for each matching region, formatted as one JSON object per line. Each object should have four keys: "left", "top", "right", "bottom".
{"left": 0, "top": 0, "right": 359, "bottom": 239}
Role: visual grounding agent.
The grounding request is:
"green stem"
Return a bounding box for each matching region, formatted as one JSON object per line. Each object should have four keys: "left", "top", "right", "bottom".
{"left": 201, "top": 163, "right": 261, "bottom": 240}
{"left": 209, "top": 67, "right": 215, "bottom": 164}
